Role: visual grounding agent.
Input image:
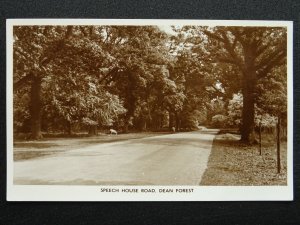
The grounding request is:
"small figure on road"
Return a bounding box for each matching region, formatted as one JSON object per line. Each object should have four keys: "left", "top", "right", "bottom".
{"left": 172, "top": 127, "right": 176, "bottom": 133}
{"left": 110, "top": 129, "right": 118, "bottom": 135}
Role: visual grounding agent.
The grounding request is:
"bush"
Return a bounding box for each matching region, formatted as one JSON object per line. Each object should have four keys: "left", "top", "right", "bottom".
{"left": 211, "top": 114, "right": 228, "bottom": 128}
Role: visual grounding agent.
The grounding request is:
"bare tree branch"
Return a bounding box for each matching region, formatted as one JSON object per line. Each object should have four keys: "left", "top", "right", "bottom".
{"left": 255, "top": 46, "right": 286, "bottom": 71}
{"left": 255, "top": 44, "right": 269, "bottom": 58}
{"left": 202, "top": 30, "right": 226, "bottom": 43}
{"left": 257, "top": 51, "right": 286, "bottom": 79}
{"left": 204, "top": 29, "right": 243, "bottom": 68}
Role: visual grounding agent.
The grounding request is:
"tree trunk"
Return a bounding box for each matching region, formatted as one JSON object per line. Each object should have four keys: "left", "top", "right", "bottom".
{"left": 168, "top": 111, "right": 174, "bottom": 131}
{"left": 240, "top": 82, "right": 256, "bottom": 143}
{"left": 123, "top": 124, "right": 128, "bottom": 133}
{"left": 142, "top": 119, "right": 147, "bottom": 131}
{"left": 67, "top": 121, "right": 72, "bottom": 135}
{"left": 124, "top": 112, "right": 134, "bottom": 133}
{"left": 88, "top": 125, "right": 97, "bottom": 136}
{"left": 29, "top": 76, "right": 43, "bottom": 140}
{"left": 240, "top": 46, "right": 257, "bottom": 144}
{"left": 175, "top": 112, "right": 179, "bottom": 132}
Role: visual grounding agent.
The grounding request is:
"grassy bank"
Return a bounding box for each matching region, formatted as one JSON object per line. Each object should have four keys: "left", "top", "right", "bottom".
{"left": 200, "top": 132, "right": 287, "bottom": 186}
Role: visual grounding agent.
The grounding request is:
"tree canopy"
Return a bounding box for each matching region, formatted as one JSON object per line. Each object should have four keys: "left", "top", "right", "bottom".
{"left": 13, "top": 25, "right": 288, "bottom": 143}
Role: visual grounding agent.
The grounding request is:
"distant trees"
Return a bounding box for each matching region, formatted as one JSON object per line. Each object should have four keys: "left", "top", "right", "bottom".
{"left": 168, "top": 28, "right": 217, "bottom": 131}
{"left": 96, "top": 26, "right": 175, "bottom": 132}
{"left": 226, "top": 93, "right": 278, "bottom": 130}
{"left": 227, "top": 93, "right": 243, "bottom": 127}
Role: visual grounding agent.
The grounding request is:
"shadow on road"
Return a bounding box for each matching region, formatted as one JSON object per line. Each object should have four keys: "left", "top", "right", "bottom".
{"left": 127, "top": 137, "right": 214, "bottom": 149}
{"left": 195, "top": 129, "right": 220, "bottom": 135}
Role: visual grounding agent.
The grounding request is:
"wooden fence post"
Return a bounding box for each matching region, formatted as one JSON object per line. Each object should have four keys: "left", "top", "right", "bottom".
{"left": 277, "top": 116, "right": 281, "bottom": 174}
{"left": 259, "top": 121, "right": 262, "bottom": 155}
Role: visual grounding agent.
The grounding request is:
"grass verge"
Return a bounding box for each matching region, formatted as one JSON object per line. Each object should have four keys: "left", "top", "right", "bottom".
{"left": 200, "top": 133, "right": 287, "bottom": 186}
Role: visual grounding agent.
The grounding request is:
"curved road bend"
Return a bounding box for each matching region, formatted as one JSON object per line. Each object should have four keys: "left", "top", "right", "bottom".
{"left": 14, "top": 129, "right": 219, "bottom": 185}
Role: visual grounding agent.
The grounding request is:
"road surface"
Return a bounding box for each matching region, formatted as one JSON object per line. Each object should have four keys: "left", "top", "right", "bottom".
{"left": 14, "top": 129, "right": 219, "bottom": 185}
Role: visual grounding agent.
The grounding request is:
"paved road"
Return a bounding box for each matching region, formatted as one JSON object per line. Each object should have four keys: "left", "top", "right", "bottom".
{"left": 14, "top": 129, "right": 219, "bottom": 185}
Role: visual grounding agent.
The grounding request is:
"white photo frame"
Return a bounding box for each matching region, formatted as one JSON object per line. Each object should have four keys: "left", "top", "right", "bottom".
{"left": 7, "top": 19, "right": 293, "bottom": 201}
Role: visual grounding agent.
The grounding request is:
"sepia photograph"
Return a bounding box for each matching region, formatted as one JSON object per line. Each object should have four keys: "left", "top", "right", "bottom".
{"left": 6, "top": 19, "right": 293, "bottom": 201}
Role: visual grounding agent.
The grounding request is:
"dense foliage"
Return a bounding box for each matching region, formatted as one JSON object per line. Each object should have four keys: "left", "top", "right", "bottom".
{"left": 13, "top": 25, "right": 287, "bottom": 142}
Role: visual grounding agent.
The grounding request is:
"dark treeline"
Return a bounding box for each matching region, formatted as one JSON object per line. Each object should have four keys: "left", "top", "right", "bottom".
{"left": 13, "top": 25, "right": 287, "bottom": 143}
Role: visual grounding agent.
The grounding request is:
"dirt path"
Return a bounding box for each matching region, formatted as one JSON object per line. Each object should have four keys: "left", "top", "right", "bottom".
{"left": 14, "top": 129, "right": 219, "bottom": 185}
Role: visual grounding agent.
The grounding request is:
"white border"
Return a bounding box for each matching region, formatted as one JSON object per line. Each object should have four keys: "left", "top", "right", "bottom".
{"left": 6, "top": 19, "right": 294, "bottom": 201}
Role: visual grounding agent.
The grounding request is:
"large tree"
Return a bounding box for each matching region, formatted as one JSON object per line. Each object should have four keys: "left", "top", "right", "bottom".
{"left": 14, "top": 26, "right": 74, "bottom": 139}
{"left": 200, "top": 26, "right": 287, "bottom": 143}
{"left": 13, "top": 26, "right": 126, "bottom": 138}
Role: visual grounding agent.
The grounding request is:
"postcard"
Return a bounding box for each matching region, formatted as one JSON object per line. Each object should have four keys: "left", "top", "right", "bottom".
{"left": 7, "top": 19, "right": 293, "bottom": 201}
